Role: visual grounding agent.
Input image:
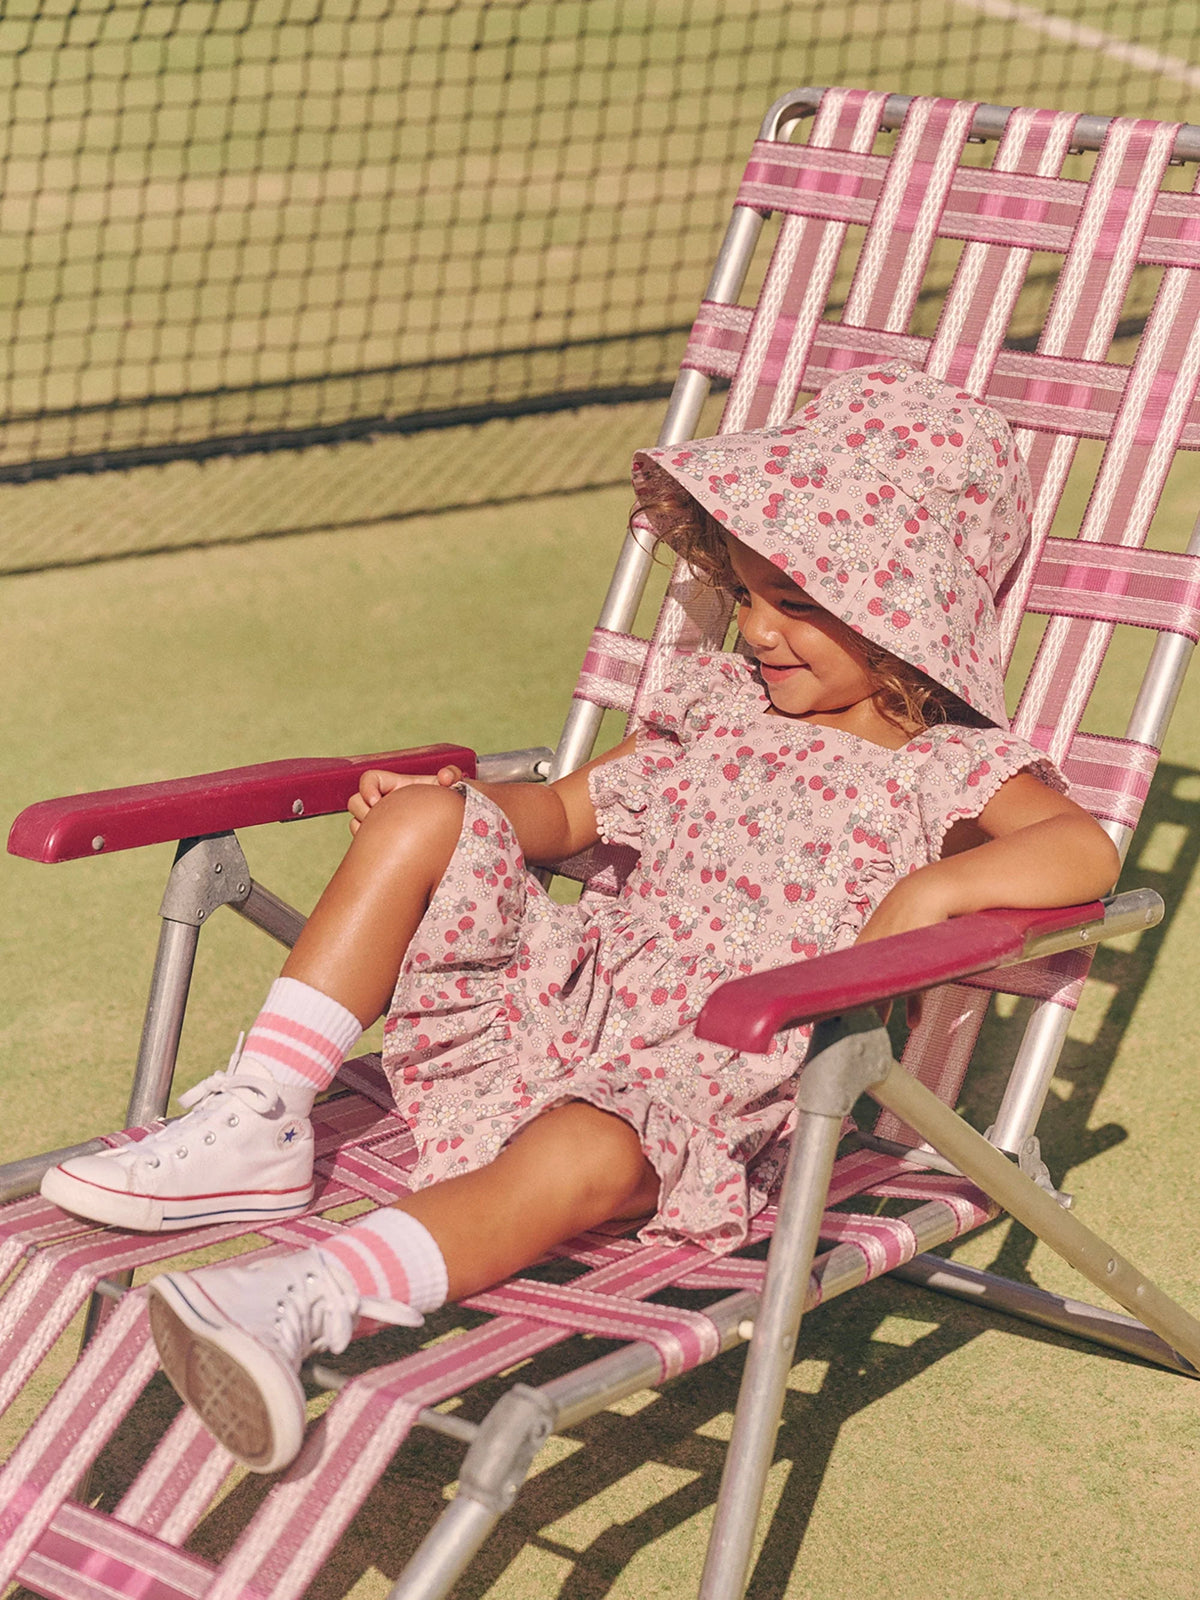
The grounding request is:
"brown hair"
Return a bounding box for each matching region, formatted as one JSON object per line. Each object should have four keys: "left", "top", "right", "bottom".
{"left": 634, "top": 490, "right": 987, "bottom": 735}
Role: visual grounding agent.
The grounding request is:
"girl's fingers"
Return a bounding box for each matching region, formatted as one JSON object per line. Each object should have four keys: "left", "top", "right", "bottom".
{"left": 348, "top": 767, "right": 462, "bottom": 833}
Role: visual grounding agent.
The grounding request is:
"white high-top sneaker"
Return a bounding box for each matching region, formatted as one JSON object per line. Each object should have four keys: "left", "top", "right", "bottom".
{"left": 148, "top": 1247, "right": 422, "bottom": 1472}
{"left": 40, "top": 1058, "right": 316, "bottom": 1231}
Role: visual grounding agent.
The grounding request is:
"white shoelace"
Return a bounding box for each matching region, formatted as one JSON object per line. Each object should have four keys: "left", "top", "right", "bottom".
{"left": 176, "top": 1069, "right": 283, "bottom": 1117}
{"left": 267, "top": 1253, "right": 423, "bottom": 1363}
{"left": 270, "top": 1255, "right": 360, "bottom": 1362}
{"left": 124, "top": 1070, "right": 285, "bottom": 1171}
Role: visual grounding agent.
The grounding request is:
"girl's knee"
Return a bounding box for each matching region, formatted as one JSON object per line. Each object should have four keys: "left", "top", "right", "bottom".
{"left": 516, "top": 1102, "right": 656, "bottom": 1215}
{"left": 357, "top": 782, "right": 465, "bottom": 869}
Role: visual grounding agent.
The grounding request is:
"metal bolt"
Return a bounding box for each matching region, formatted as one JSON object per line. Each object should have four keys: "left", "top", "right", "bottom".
{"left": 1106, "top": 1258, "right": 1117, "bottom": 1275}
{"left": 91, "top": 835, "right": 105, "bottom": 851}
{"left": 214, "top": 862, "right": 223, "bottom": 874}
{"left": 236, "top": 881, "right": 248, "bottom": 894}
{"left": 197, "top": 909, "right": 206, "bottom": 921}
{"left": 292, "top": 799, "right": 304, "bottom": 816}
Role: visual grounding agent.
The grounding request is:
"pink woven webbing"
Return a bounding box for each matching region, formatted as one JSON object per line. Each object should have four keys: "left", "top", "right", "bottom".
{"left": 1061, "top": 730, "right": 1159, "bottom": 829}
{"left": 0, "top": 1293, "right": 156, "bottom": 1589}
{"left": 18, "top": 1502, "right": 213, "bottom": 1600}
{"left": 466, "top": 1278, "right": 721, "bottom": 1380}
{"left": 815, "top": 1184, "right": 992, "bottom": 1276}
{"left": 838, "top": 97, "right": 980, "bottom": 348}
{"left": 722, "top": 87, "right": 889, "bottom": 433}
{"left": 1025, "top": 539, "right": 1200, "bottom": 641}
{"left": 1006, "top": 120, "right": 1200, "bottom": 754}
{"left": 113, "top": 1411, "right": 235, "bottom": 1546}
{"left": 871, "top": 983, "right": 993, "bottom": 1148}
{"left": 573, "top": 626, "right": 651, "bottom": 712}
{"left": 926, "top": 106, "right": 1080, "bottom": 396}
{"left": 202, "top": 1238, "right": 730, "bottom": 1600}
{"left": 0, "top": 1081, "right": 418, "bottom": 1436}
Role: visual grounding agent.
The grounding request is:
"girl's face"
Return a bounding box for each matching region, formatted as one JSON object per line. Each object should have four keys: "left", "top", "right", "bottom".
{"left": 727, "top": 539, "right": 899, "bottom": 742}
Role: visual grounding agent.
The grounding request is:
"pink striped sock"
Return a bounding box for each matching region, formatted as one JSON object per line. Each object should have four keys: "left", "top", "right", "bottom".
{"left": 239, "top": 977, "right": 361, "bottom": 1100}
{"left": 319, "top": 1208, "right": 449, "bottom": 1314}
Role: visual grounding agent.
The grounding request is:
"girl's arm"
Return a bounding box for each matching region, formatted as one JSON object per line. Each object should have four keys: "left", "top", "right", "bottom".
{"left": 857, "top": 772, "right": 1121, "bottom": 945}
{"left": 349, "top": 733, "right": 640, "bottom": 865}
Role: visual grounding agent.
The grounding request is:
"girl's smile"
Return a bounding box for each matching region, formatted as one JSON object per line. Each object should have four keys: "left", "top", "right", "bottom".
{"left": 726, "top": 539, "right": 905, "bottom": 745}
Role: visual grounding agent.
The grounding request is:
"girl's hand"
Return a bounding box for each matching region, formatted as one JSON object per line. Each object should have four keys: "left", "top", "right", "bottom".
{"left": 348, "top": 765, "right": 464, "bottom": 833}
{"left": 854, "top": 871, "right": 954, "bottom": 1029}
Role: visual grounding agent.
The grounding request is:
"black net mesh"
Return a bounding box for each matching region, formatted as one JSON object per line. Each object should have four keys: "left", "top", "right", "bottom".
{"left": 4, "top": 0, "right": 1200, "bottom": 570}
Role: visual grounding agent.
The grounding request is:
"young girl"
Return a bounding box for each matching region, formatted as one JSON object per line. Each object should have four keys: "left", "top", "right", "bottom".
{"left": 41, "top": 361, "right": 1119, "bottom": 1472}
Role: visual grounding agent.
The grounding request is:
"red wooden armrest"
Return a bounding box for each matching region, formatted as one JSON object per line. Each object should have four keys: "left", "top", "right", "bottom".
{"left": 7, "top": 744, "right": 477, "bottom": 863}
{"left": 695, "top": 902, "right": 1109, "bottom": 1054}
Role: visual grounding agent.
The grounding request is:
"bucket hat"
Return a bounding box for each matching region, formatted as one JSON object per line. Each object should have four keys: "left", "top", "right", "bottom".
{"left": 631, "top": 360, "right": 1031, "bottom": 728}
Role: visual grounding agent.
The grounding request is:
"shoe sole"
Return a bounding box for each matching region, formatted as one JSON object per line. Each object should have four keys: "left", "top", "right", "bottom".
{"left": 40, "top": 1165, "right": 314, "bottom": 1232}
{"left": 148, "top": 1275, "right": 306, "bottom": 1473}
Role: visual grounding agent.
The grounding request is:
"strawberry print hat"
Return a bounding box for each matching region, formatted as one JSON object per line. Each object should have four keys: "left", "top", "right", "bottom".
{"left": 632, "top": 360, "right": 1032, "bottom": 728}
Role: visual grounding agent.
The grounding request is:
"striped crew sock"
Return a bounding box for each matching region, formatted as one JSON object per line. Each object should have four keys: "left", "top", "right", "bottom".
{"left": 238, "top": 976, "right": 362, "bottom": 1110}
{"left": 319, "top": 1207, "right": 449, "bottom": 1315}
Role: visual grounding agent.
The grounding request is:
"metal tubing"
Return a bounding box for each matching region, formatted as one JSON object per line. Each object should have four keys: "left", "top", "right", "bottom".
{"left": 475, "top": 746, "right": 554, "bottom": 783}
{"left": 124, "top": 917, "right": 200, "bottom": 1127}
{"left": 868, "top": 1064, "right": 1200, "bottom": 1369}
{"left": 762, "top": 87, "right": 1200, "bottom": 162}
{"left": 698, "top": 1112, "right": 843, "bottom": 1600}
{"left": 988, "top": 1001, "right": 1074, "bottom": 1155}
{"left": 551, "top": 204, "right": 768, "bottom": 785}
{"left": 230, "top": 881, "right": 306, "bottom": 949}
{"left": 387, "top": 1496, "right": 502, "bottom": 1600}
{"left": 1124, "top": 629, "right": 1197, "bottom": 752}
{"left": 891, "top": 1255, "right": 1197, "bottom": 1376}
{"left": 540, "top": 1290, "right": 756, "bottom": 1431}
{"left": 0, "top": 1137, "right": 113, "bottom": 1203}
{"left": 987, "top": 891, "right": 1161, "bottom": 1153}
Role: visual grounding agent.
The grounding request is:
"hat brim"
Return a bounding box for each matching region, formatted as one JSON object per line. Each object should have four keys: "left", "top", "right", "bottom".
{"left": 632, "top": 445, "right": 1010, "bottom": 729}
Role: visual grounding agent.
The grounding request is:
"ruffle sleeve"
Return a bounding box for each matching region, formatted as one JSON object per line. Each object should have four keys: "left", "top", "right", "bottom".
{"left": 915, "top": 724, "right": 1068, "bottom": 858}
{"left": 587, "top": 652, "right": 762, "bottom": 848}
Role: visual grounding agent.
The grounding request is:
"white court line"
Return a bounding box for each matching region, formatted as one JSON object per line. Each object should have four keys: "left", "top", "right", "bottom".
{"left": 954, "top": 0, "right": 1200, "bottom": 93}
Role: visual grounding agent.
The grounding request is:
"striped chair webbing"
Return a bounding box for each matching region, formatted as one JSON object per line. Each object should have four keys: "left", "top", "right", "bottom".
{"left": 1023, "top": 539, "right": 1200, "bottom": 642}
{"left": 0, "top": 1071, "right": 414, "bottom": 1433}
{"left": 0, "top": 1132, "right": 994, "bottom": 1600}
{"left": 574, "top": 625, "right": 650, "bottom": 711}
{"left": 163, "top": 1237, "right": 790, "bottom": 1600}
{"left": 1001, "top": 122, "right": 1200, "bottom": 756}
{"left": 685, "top": 323, "right": 1200, "bottom": 453}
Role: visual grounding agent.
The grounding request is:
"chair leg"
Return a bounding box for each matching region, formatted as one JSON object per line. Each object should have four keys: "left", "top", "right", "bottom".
{"left": 869, "top": 1060, "right": 1200, "bottom": 1372}
{"left": 698, "top": 1011, "right": 894, "bottom": 1600}
{"left": 125, "top": 831, "right": 256, "bottom": 1125}
{"left": 388, "top": 1385, "right": 555, "bottom": 1600}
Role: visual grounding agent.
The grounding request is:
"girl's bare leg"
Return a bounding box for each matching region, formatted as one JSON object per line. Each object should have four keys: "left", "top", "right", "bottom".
{"left": 283, "top": 787, "right": 661, "bottom": 1293}
{"left": 396, "top": 1102, "right": 660, "bottom": 1299}
{"left": 280, "top": 783, "right": 467, "bottom": 1026}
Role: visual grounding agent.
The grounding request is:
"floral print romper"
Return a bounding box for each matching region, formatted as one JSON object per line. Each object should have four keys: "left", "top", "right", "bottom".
{"left": 382, "top": 653, "right": 1060, "bottom": 1253}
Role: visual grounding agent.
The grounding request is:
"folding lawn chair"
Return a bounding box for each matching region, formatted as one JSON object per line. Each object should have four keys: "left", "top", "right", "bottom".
{"left": 4, "top": 85, "right": 1200, "bottom": 1600}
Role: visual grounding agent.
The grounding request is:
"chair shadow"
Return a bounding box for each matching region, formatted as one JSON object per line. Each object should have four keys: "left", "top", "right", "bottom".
{"left": 77, "top": 763, "right": 1200, "bottom": 1599}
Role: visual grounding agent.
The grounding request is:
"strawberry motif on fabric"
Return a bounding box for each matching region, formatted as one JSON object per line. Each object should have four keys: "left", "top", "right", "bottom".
{"left": 631, "top": 360, "right": 1032, "bottom": 729}
{"left": 382, "top": 655, "right": 1064, "bottom": 1254}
